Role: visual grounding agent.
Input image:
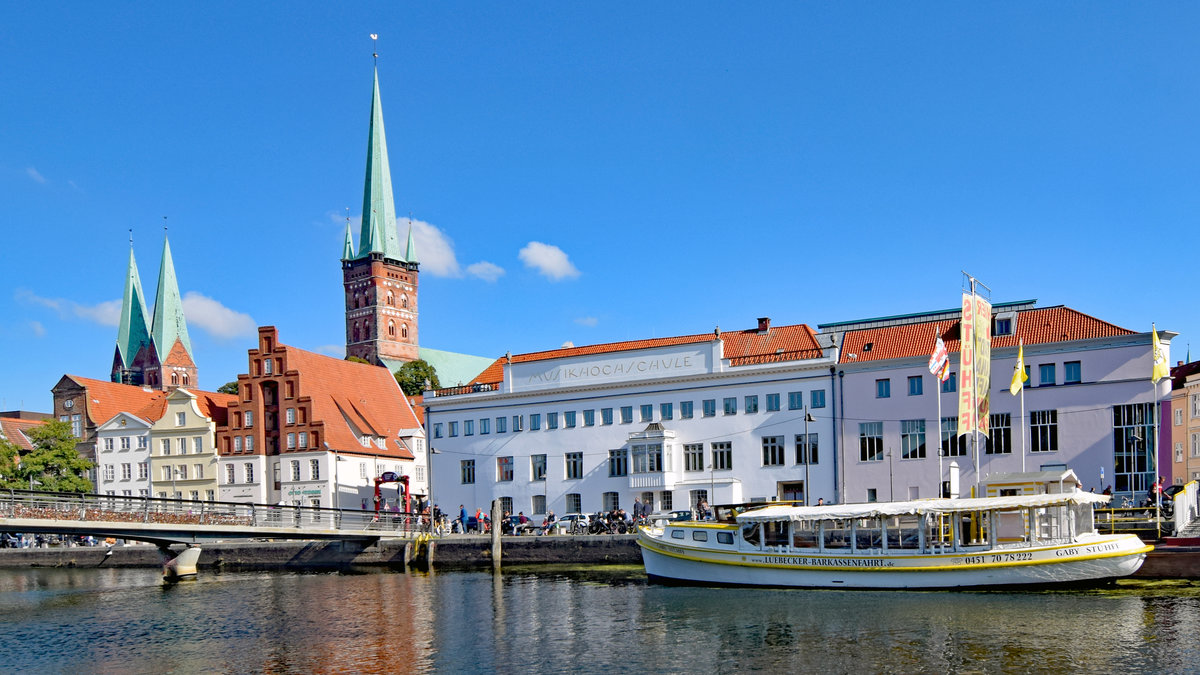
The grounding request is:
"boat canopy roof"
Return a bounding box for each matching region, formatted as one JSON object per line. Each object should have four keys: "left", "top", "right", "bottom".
{"left": 735, "top": 492, "right": 1111, "bottom": 523}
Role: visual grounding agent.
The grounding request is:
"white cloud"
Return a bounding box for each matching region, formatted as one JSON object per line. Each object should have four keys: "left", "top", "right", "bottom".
{"left": 466, "top": 261, "right": 505, "bottom": 283}
{"left": 519, "top": 241, "right": 580, "bottom": 281}
{"left": 574, "top": 316, "right": 598, "bottom": 327}
{"left": 17, "top": 289, "right": 121, "bottom": 326}
{"left": 408, "top": 218, "right": 461, "bottom": 277}
{"left": 314, "top": 344, "right": 347, "bottom": 358}
{"left": 26, "top": 167, "right": 45, "bottom": 184}
{"left": 181, "top": 292, "right": 257, "bottom": 339}
{"left": 28, "top": 320, "right": 45, "bottom": 337}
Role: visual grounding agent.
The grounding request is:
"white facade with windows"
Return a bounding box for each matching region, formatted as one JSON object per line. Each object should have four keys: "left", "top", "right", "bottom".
{"left": 95, "top": 412, "right": 153, "bottom": 498}
{"left": 425, "top": 330, "right": 840, "bottom": 518}
{"left": 218, "top": 448, "right": 417, "bottom": 510}
{"left": 148, "top": 388, "right": 221, "bottom": 501}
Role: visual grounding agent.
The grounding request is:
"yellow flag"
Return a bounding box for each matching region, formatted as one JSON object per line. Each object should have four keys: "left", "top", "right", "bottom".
{"left": 1010, "top": 340, "right": 1028, "bottom": 395}
{"left": 1152, "top": 325, "right": 1169, "bottom": 383}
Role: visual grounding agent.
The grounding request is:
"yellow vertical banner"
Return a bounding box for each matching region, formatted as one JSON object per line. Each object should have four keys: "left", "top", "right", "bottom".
{"left": 974, "top": 295, "right": 992, "bottom": 437}
{"left": 957, "top": 293, "right": 975, "bottom": 436}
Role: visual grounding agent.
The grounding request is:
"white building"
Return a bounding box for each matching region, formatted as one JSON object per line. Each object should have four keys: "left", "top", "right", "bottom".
{"left": 424, "top": 318, "right": 839, "bottom": 517}
{"left": 95, "top": 411, "right": 156, "bottom": 497}
{"left": 148, "top": 388, "right": 234, "bottom": 501}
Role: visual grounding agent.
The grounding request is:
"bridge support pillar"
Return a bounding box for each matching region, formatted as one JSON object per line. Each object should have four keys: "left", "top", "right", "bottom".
{"left": 160, "top": 545, "right": 202, "bottom": 581}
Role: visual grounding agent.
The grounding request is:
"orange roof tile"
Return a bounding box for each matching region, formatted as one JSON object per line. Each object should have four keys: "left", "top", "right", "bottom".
{"left": 65, "top": 375, "right": 233, "bottom": 426}
{"left": 0, "top": 417, "right": 46, "bottom": 451}
{"left": 838, "top": 306, "right": 1135, "bottom": 364}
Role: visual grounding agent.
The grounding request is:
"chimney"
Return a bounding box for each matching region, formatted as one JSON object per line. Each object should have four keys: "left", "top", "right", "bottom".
{"left": 757, "top": 317, "right": 771, "bottom": 333}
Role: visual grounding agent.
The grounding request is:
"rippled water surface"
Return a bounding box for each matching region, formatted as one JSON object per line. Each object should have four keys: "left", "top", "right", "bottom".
{"left": 2, "top": 566, "right": 1199, "bottom": 673}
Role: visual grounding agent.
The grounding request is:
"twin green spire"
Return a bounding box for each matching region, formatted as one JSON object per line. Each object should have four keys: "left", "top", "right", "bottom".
{"left": 346, "top": 67, "right": 416, "bottom": 263}
{"left": 113, "top": 234, "right": 192, "bottom": 380}
{"left": 151, "top": 235, "right": 192, "bottom": 357}
{"left": 116, "top": 247, "right": 152, "bottom": 368}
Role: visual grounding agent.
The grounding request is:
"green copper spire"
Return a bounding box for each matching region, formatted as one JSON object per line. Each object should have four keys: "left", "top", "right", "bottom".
{"left": 151, "top": 235, "right": 193, "bottom": 359}
{"left": 116, "top": 246, "right": 152, "bottom": 368}
{"left": 357, "top": 68, "right": 405, "bottom": 261}
{"left": 342, "top": 222, "right": 355, "bottom": 260}
{"left": 405, "top": 221, "right": 417, "bottom": 262}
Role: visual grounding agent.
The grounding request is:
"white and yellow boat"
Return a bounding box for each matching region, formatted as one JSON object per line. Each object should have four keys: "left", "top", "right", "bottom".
{"left": 637, "top": 491, "right": 1151, "bottom": 589}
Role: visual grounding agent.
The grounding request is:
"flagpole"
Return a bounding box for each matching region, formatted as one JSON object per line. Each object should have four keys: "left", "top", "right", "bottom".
{"left": 935, "top": 325, "right": 943, "bottom": 498}
{"left": 1151, "top": 324, "right": 1162, "bottom": 539}
{"left": 1019, "top": 344, "right": 1027, "bottom": 473}
{"left": 971, "top": 279, "right": 980, "bottom": 496}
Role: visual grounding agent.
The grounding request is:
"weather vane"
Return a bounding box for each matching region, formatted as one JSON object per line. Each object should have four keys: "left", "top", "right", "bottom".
{"left": 371, "top": 33, "right": 378, "bottom": 64}
{"left": 162, "top": 215, "right": 168, "bottom": 234}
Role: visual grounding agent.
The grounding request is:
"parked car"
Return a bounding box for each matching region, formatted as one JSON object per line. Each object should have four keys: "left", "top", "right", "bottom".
{"left": 551, "top": 513, "right": 591, "bottom": 534}
{"left": 502, "top": 515, "right": 540, "bottom": 535}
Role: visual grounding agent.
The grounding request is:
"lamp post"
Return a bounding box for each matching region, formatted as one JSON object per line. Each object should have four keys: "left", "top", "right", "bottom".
{"left": 803, "top": 407, "right": 815, "bottom": 506}
{"left": 428, "top": 446, "right": 440, "bottom": 532}
{"left": 325, "top": 442, "right": 338, "bottom": 511}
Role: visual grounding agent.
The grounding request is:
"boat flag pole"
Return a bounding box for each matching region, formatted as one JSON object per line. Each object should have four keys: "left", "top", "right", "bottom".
{"left": 936, "top": 327, "right": 943, "bottom": 498}
{"left": 1019, "top": 339, "right": 1027, "bottom": 473}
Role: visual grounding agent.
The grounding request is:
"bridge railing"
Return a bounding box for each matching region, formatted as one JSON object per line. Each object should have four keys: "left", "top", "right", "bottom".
{"left": 0, "top": 489, "right": 433, "bottom": 537}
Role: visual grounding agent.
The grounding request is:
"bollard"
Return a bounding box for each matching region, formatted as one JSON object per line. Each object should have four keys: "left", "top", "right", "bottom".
{"left": 491, "top": 498, "right": 502, "bottom": 572}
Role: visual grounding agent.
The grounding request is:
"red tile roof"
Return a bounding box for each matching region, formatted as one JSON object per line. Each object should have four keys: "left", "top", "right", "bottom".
{"left": 468, "top": 323, "right": 824, "bottom": 385}
{"left": 64, "top": 375, "right": 234, "bottom": 426}
{"left": 0, "top": 417, "right": 46, "bottom": 451}
{"left": 838, "top": 306, "right": 1135, "bottom": 364}
{"left": 280, "top": 342, "right": 421, "bottom": 459}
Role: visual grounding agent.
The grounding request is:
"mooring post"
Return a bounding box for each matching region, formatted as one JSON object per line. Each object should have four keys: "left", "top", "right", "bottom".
{"left": 491, "top": 498, "right": 502, "bottom": 572}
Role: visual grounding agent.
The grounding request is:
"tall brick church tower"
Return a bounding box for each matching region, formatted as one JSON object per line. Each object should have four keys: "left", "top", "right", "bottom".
{"left": 342, "top": 66, "right": 420, "bottom": 369}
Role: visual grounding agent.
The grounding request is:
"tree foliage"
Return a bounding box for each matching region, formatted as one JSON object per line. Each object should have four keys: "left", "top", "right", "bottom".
{"left": 217, "top": 381, "right": 239, "bottom": 395}
{"left": 346, "top": 356, "right": 371, "bottom": 365}
{"left": 9, "top": 421, "right": 94, "bottom": 492}
{"left": 0, "top": 437, "right": 20, "bottom": 489}
{"left": 394, "top": 359, "right": 440, "bottom": 396}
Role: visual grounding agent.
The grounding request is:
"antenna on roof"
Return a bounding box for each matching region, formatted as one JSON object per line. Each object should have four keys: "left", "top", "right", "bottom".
{"left": 371, "top": 33, "right": 379, "bottom": 66}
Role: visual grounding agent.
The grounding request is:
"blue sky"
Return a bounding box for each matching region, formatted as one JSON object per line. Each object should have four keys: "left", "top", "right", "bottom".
{"left": 2, "top": 3, "right": 1197, "bottom": 410}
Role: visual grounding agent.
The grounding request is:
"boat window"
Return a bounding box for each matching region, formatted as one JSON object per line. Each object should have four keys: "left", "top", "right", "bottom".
{"left": 792, "top": 521, "right": 819, "bottom": 548}
{"left": 888, "top": 515, "right": 922, "bottom": 550}
{"left": 764, "top": 521, "right": 788, "bottom": 547}
{"left": 959, "top": 512, "right": 990, "bottom": 547}
{"left": 692, "top": 531, "right": 709, "bottom": 542}
{"left": 716, "top": 531, "right": 734, "bottom": 545}
{"left": 856, "top": 518, "right": 883, "bottom": 550}
{"left": 670, "top": 529, "right": 685, "bottom": 540}
{"left": 741, "top": 522, "right": 761, "bottom": 547}
{"left": 823, "top": 519, "right": 850, "bottom": 549}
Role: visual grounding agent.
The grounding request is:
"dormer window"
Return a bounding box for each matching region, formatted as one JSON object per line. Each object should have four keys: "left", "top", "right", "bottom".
{"left": 994, "top": 312, "right": 1017, "bottom": 337}
{"left": 862, "top": 342, "right": 873, "bottom": 353}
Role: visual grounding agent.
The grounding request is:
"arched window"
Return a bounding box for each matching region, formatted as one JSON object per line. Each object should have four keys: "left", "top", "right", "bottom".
{"left": 387, "top": 290, "right": 394, "bottom": 306}
{"left": 354, "top": 291, "right": 361, "bottom": 309}
{"left": 352, "top": 322, "right": 360, "bottom": 342}
{"left": 401, "top": 324, "right": 409, "bottom": 340}
{"left": 365, "top": 323, "right": 372, "bottom": 339}
{"left": 182, "top": 374, "right": 190, "bottom": 385}
{"left": 171, "top": 372, "right": 179, "bottom": 385}
{"left": 387, "top": 320, "right": 396, "bottom": 338}
{"left": 401, "top": 294, "right": 409, "bottom": 309}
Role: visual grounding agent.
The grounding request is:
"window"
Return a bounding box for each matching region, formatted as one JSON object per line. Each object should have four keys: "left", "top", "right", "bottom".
{"left": 244, "top": 411, "right": 253, "bottom": 428}
{"left": 449, "top": 421, "right": 459, "bottom": 437}
{"left": 744, "top": 396, "right": 758, "bottom": 414}
{"left": 609, "top": 449, "right": 629, "bottom": 477}
{"left": 566, "top": 493, "right": 582, "bottom": 514}
{"left": 583, "top": 409, "right": 595, "bottom": 427}
{"left": 225, "top": 464, "right": 235, "bottom": 484}
{"left": 177, "top": 464, "right": 188, "bottom": 480}
{"left": 702, "top": 399, "right": 716, "bottom": 417}
{"left": 565, "top": 452, "right": 584, "bottom": 480}
{"left": 137, "top": 436, "right": 147, "bottom": 449}
{"left": 264, "top": 358, "right": 273, "bottom": 375}
{"left": 433, "top": 423, "right": 443, "bottom": 439}
{"left": 461, "top": 460, "right": 475, "bottom": 484}
{"left": 601, "top": 408, "right": 614, "bottom": 425}
{"left": 286, "top": 408, "right": 295, "bottom": 424}
{"left": 245, "top": 436, "right": 254, "bottom": 452}
{"left": 564, "top": 411, "right": 575, "bottom": 428}
{"left": 1030, "top": 410, "right": 1058, "bottom": 452}
{"left": 104, "top": 437, "right": 114, "bottom": 451}
{"left": 1064, "top": 361, "right": 1081, "bottom": 384}
{"left": 660, "top": 403, "right": 673, "bottom": 420}
{"left": 1193, "top": 393, "right": 1200, "bottom": 418}
{"left": 161, "top": 466, "right": 172, "bottom": 481}
{"left": 494, "top": 456, "right": 514, "bottom": 482}
{"left": 810, "top": 390, "right": 826, "bottom": 409}
{"left": 631, "top": 444, "right": 663, "bottom": 473}
{"left": 137, "top": 463, "right": 148, "bottom": 480}
{"left": 640, "top": 405, "right": 653, "bottom": 422}
{"left": 1192, "top": 432, "right": 1200, "bottom": 458}
{"left": 244, "top": 463, "right": 254, "bottom": 483}
{"left": 513, "top": 415, "right": 524, "bottom": 432}
{"left": 941, "top": 417, "right": 968, "bottom": 457}
{"left": 465, "top": 419, "right": 475, "bottom": 436}
{"left": 530, "top": 414, "right": 542, "bottom": 431}
{"left": 234, "top": 436, "right": 243, "bottom": 453}
{"left": 546, "top": 413, "right": 557, "bottom": 430}
{"left": 603, "top": 492, "right": 620, "bottom": 512}
{"left": 711, "top": 441, "right": 732, "bottom": 470}
{"left": 1039, "top": 364, "right": 1056, "bottom": 386}
{"left": 176, "top": 412, "right": 186, "bottom": 426}
{"left": 723, "top": 397, "right": 737, "bottom": 415}
{"left": 496, "top": 416, "right": 507, "bottom": 433}
{"left": 620, "top": 407, "right": 633, "bottom": 424}
{"left": 103, "top": 465, "right": 115, "bottom": 482}
{"left": 875, "top": 379, "right": 891, "bottom": 398}
{"left": 788, "top": 392, "right": 804, "bottom": 410}
{"left": 499, "top": 497, "right": 513, "bottom": 515}
{"left": 942, "top": 375, "right": 956, "bottom": 393}
{"left": 680, "top": 401, "right": 694, "bottom": 419}
{"left": 859, "top": 422, "right": 884, "bottom": 462}
{"left": 908, "top": 376, "right": 923, "bottom": 396}
{"left": 161, "top": 438, "right": 171, "bottom": 456}
{"left": 480, "top": 418, "right": 490, "bottom": 435}
{"left": 900, "top": 420, "right": 926, "bottom": 459}
{"left": 531, "top": 454, "right": 547, "bottom": 481}
{"left": 660, "top": 491, "right": 673, "bottom": 510}
{"left": 766, "top": 393, "right": 781, "bottom": 412}
{"left": 1176, "top": 443, "right": 1184, "bottom": 464}
{"left": 985, "top": 413, "right": 1012, "bottom": 454}
{"left": 795, "top": 433, "right": 818, "bottom": 465}
{"left": 286, "top": 432, "right": 296, "bottom": 449}
{"left": 290, "top": 460, "right": 300, "bottom": 481}
{"left": 193, "top": 437, "right": 202, "bottom": 454}
{"left": 310, "top": 459, "right": 320, "bottom": 481}
{"left": 194, "top": 464, "right": 204, "bottom": 480}
{"left": 761, "top": 436, "right": 785, "bottom": 466}
{"left": 70, "top": 414, "right": 81, "bottom": 437}
{"left": 684, "top": 444, "right": 704, "bottom": 472}
{"left": 866, "top": 488, "right": 878, "bottom": 503}
{"left": 1113, "top": 404, "right": 1153, "bottom": 494}
{"left": 1175, "top": 409, "right": 1183, "bottom": 426}
{"left": 532, "top": 495, "right": 546, "bottom": 515}
{"left": 995, "top": 317, "right": 1012, "bottom": 336}
{"left": 177, "top": 438, "right": 187, "bottom": 455}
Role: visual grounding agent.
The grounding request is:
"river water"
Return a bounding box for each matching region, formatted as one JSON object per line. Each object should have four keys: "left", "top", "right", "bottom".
{"left": 1, "top": 566, "right": 1199, "bottom": 674}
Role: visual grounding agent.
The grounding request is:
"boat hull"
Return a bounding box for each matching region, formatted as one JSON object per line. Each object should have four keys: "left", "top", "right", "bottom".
{"left": 638, "top": 530, "right": 1151, "bottom": 589}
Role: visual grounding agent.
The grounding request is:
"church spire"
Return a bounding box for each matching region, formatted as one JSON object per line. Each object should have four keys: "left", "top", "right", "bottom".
{"left": 357, "top": 67, "right": 404, "bottom": 261}
{"left": 151, "top": 234, "right": 193, "bottom": 360}
{"left": 342, "top": 221, "right": 355, "bottom": 260}
{"left": 113, "top": 242, "right": 152, "bottom": 377}
{"left": 405, "top": 220, "right": 417, "bottom": 262}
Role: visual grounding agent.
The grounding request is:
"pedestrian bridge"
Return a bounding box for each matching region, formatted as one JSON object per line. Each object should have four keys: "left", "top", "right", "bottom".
{"left": 0, "top": 490, "right": 428, "bottom": 578}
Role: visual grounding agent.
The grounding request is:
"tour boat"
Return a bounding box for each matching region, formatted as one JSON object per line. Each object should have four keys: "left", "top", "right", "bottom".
{"left": 637, "top": 491, "right": 1152, "bottom": 589}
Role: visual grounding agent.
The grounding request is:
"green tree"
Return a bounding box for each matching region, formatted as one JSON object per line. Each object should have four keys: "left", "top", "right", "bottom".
{"left": 19, "top": 421, "right": 93, "bottom": 492}
{"left": 217, "top": 381, "right": 239, "bottom": 395}
{"left": 0, "top": 436, "right": 20, "bottom": 489}
{"left": 346, "top": 356, "right": 371, "bottom": 365}
{"left": 394, "top": 359, "right": 440, "bottom": 396}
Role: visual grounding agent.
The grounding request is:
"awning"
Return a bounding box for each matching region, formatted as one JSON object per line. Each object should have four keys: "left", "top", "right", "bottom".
{"left": 736, "top": 492, "right": 1110, "bottom": 523}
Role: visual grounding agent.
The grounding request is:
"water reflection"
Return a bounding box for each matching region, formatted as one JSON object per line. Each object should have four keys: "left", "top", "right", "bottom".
{"left": 0, "top": 569, "right": 1198, "bottom": 673}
